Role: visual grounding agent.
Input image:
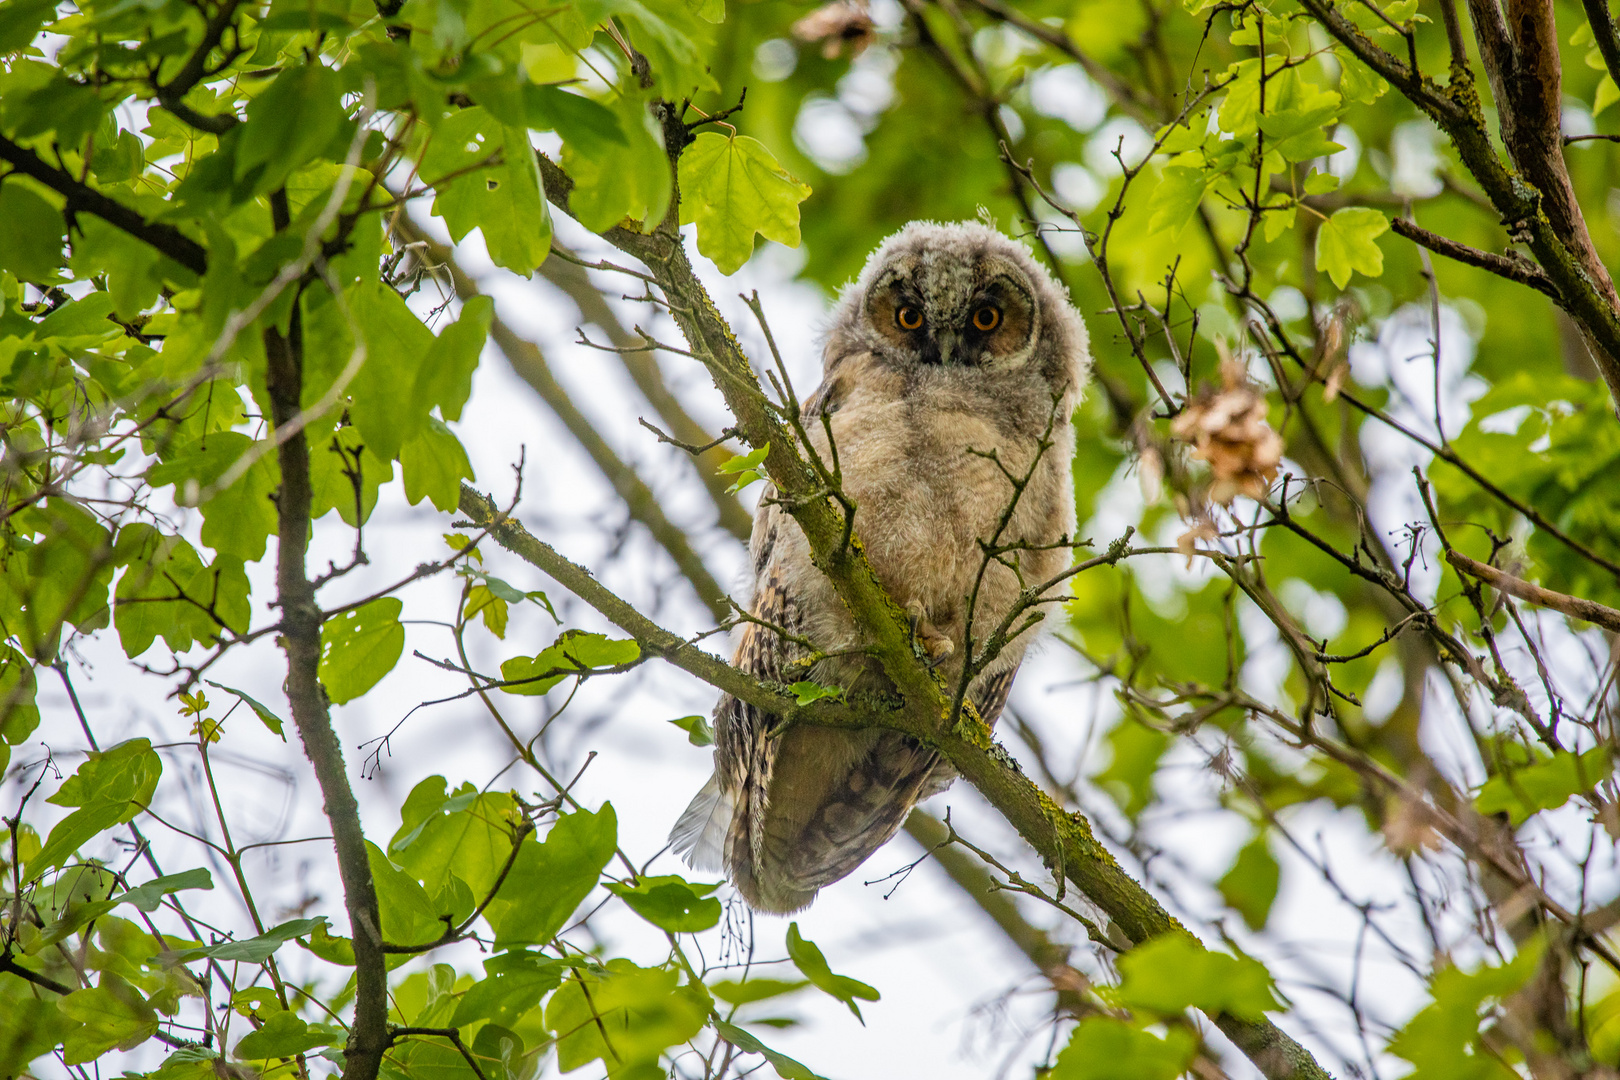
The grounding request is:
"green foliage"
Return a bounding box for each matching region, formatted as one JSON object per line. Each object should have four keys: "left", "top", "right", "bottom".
{"left": 1116, "top": 936, "right": 1280, "bottom": 1020}
{"left": 1219, "top": 832, "right": 1281, "bottom": 931}
{"left": 608, "top": 875, "right": 723, "bottom": 932}
{"left": 498, "top": 630, "right": 640, "bottom": 695}
{"left": 679, "top": 134, "right": 811, "bottom": 274}
{"left": 669, "top": 713, "right": 715, "bottom": 745}
{"left": 1475, "top": 746, "right": 1615, "bottom": 825}
{"left": 1314, "top": 207, "right": 1390, "bottom": 289}
{"left": 1048, "top": 1016, "right": 1197, "bottom": 1080}
{"left": 1387, "top": 946, "right": 1542, "bottom": 1080}
{"left": 786, "top": 922, "right": 881, "bottom": 1022}
{"left": 319, "top": 597, "right": 405, "bottom": 704}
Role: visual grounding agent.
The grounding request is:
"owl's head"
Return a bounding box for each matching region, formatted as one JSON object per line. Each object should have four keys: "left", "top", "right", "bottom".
{"left": 828, "top": 221, "right": 1090, "bottom": 399}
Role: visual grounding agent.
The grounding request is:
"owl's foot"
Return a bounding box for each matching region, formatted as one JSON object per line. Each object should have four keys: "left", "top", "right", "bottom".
{"left": 906, "top": 599, "right": 955, "bottom": 667}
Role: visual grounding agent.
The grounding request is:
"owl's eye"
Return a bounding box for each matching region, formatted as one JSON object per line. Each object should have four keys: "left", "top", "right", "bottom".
{"left": 896, "top": 305, "right": 923, "bottom": 331}
{"left": 972, "top": 305, "right": 1002, "bottom": 332}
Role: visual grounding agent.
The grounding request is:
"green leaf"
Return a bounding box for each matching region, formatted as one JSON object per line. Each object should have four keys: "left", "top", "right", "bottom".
{"left": 430, "top": 113, "right": 551, "bottom": 274}
{"left": 170, "top": 918, "right": 329, "bottom": 963}
{"left": 669, "top": 714, "right": 714, "bottom": 746}
{"left": 0, "top": 0, "right": 57, "bottom": 53}
{"left": 709, "top": 978, "right": 810, "bottom": 1006}
{"left": 1389, "top": 945, "right": 1541, "bottom": 1080}
{"left": 345, "top": 279, "right": 434, "bottom": 458}
{"left": 712, "top": 1019, "right": 828, "bottom": 1080}
{"left": 32, "top": 739, "right": 162, "bottom": 874}
{"left": 559, "top": 87, "right": 672, "bottom": 233}
{"left": 451, "top": 954, "right": 566, "bottom": 1028}
{"left": 233, "top": 1011, "right": 341, "bottom": 1060}
{"left": 110, "top": 869, "right": 213, "bottom": 913}
{"left": 113, "top": 525, "right": 249, "bottom": 658}
{"left": 678, "top": 133, "right": 812, "bottom": 274}
{"left": 318, "top": 597, "right": 405, "bottom": 704}
{"left": 388, "top": 780, "right": 523, "bottom": 906}
{"left": 367, "top": 837, "right": 450, "bottom": 951}
{"left": 485, "top": 803, "right": 617, "bottom": 947}
{"left": 498, "top": 631, "right": 640, "bottom": 696}
{"left": 1047, "top": 1016, "right": 1197, "bottom": 1080}
{"left": 788, "top": 680, "right": 842, "bottom": 705}
{"left": 1314, "top": 206, "right": 1389, "bottom": 288}
{"left": 1303, "top": 171, "right": 1340, "bottom": 195}
{"left": 546, "top": 962, "right": 710, "bottom": 1072}
{"left": 235, "top": 64, "right": 348, "bottom": 190}
{"left": 0, "top": 993, "right": 74, "bottom": 1080}
{"left": 1475, "top": 746, "right": 1615, "bottom": 825}
{"left": 148, "top": 434, "right": 279, "bottom": 562}
{"left": 0, "top": 181, "right": 66, "bottom": 282}
{"left": 1218, "top": 833, "right": 1280, "bottom": 931}
{"left": 1597, "top": 74, "right": 1620, "bottom": 116}
{"left": 1256, "top": 80, "right": 1344, "bottom": 162}
{"left": 1116, "top": 935, "right": 1280, "bottom": 1020}
{"left": 1145, "top": 165, "right": 1210, "bottom": 239}
{"left": 0, "top": 646, "right": 41, "bottom": 751}
{"left": 414, "top": 294, "right": 492, "bottom": 423}
{"left": 59, "top": 973, "right": 158, "bottom": 1063}
{"left": 400, "top": 417, "right": 475, "bottom": 512}
{"left": 786, "top": 923, "right": 879, "bottom": 1022}
{"left": 607, "top": 875, "right": 722, "bottom": 932}
{"left": 718, "top": 443, "right": 770, "bottom": 474}
{"left": 1093, "top": 719, "right": 1169, "bottom": 819}
{"left": 203, "top": 680, "right": 286, "bottom": 739}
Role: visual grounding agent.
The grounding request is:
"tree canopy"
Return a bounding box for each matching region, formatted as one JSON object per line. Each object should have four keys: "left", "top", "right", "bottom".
{"left": 2, "top": 0, "right": 1620, "bottom": 1078}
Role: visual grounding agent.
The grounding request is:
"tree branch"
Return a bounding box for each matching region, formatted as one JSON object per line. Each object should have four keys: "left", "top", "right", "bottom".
{"left": 397, "top": 218, "right": 732, "bottom": 623}
{"left": 0, "top": 134, "right": 208, "bottom": 276}
{"left": 1444, "top": 549, "right": 1620, "bottom": 633}
{"left": 538, "top": 244, "right": 752, "bottom": 543}
{"left": 1581, "top": 0, "right": 1620, "bottom": 92}
{"left": 262, "top": 193, "right": 387, "bottom": 1080}
{"left": 1296, "top": 0, "right": 1620, "bottom": 407}
{"left": 1389, "top": 217, "right": 1561, "bottom": 300}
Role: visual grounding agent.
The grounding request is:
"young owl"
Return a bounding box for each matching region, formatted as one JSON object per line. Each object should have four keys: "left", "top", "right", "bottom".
{"left": 672, "top": 221, "right": 1092, "bottom": 913}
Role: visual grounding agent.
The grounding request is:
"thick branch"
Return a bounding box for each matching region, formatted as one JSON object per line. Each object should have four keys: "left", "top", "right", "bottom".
{"left": 1498, "top": 0, "right": 1618, "bottom": 311}
{"left": 1445, "top": 549, "right": 1620, "bottom": 632}
{"left": 1296, "top": 0, "right": 1620, "bottom": 406}
{"left": 397, "top": 219, "right": 732, "bottom": 622}
{"left": 262, "top": 201, "right": 387, "bottom": 1080}
{"left": 1582, "top": 0, "right": 1620, "bottom": 91}
{"left": 1390, "top": 218, "right": 1560, "bottom": 300}
{"left": 457, "top": 484, "right": 868, "bottom": 728}
{"left": 0, "top": 134, "right": 208, "bottom": 276}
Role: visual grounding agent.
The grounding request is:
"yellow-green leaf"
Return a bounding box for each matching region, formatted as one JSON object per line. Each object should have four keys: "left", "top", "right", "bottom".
{"left": 679, "top": 133, "right": 811, "bottom": 274}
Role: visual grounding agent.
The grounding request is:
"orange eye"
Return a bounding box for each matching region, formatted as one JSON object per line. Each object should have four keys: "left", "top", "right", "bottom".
{"left": 896, "top": 305, "right": 923, "bottom": 331}
{"left": 972, "top": 306, "right": 1002, "bottom": 332}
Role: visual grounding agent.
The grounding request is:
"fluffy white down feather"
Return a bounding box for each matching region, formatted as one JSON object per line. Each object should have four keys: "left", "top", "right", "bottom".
{"left": 669, "top": 772, "right": 730, "bottom": 872}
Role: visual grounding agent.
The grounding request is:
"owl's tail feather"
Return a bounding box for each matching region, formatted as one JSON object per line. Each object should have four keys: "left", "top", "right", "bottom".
{"left": 670, "top": 773, "right": 731, "bottom": 873}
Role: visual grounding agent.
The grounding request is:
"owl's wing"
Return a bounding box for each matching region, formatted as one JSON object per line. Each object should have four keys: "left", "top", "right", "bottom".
{"left": 670, "top": 526, "right": 803, "bottom": 876}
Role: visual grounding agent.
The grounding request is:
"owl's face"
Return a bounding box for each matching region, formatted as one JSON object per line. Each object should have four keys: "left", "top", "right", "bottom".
{"left": 861, "top": 249, "right": 1040, "bottom": 369}
{"left": 828, "top": 222, "right": 1089, "bottom": 400}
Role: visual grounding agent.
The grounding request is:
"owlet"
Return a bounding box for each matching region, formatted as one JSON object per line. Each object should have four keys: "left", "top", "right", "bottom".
{"left": 672, "top": 221, "right": 1092, "bottom": 912}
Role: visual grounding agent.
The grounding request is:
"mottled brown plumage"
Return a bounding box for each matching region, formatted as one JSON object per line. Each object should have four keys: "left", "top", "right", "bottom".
{"left": 671, "top": 221, "right": 1091, "bottom": 912}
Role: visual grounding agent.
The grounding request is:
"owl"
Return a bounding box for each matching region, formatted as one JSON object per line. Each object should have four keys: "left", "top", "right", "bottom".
{"left": 671, "top": 221, "right": 1092, "bottom": 913}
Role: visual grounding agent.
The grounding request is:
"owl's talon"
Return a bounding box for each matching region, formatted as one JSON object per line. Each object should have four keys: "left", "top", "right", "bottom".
{"left": 906, "top": 600, "right": 955, "bottom": 667}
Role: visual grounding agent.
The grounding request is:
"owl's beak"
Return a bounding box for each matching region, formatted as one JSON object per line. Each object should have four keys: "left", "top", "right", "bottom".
{"left": 932, "top": 329, "right": 960, "bottom": 366}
